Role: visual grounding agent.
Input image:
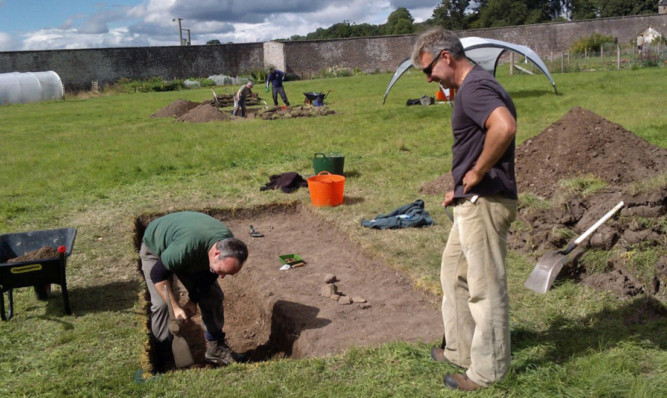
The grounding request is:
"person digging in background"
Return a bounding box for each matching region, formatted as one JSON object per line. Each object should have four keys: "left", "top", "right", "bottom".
{"left": 139, "top": 211, "right": 249, "bottom": 366}
{"left": 266, "top": 66, "right": 290, "bottom": 107}
{"left": 233, "top": 80, "right": 254, "bottom": 118}
{"left": 411, "top": 27, "right": 518, "bottom": 391}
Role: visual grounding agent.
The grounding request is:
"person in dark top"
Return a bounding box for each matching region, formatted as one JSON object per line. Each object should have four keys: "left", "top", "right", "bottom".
{"left": 140, "top": 211, "right": 249, "bottom": 366}
{"left": 233, "top": 80, "right": 254, "bottom": 117}
{"left": 411, "top": 27, "right": 518, "bottom": 391}
{"left": 266, "top": 67, "right": 290, "bottom": 107}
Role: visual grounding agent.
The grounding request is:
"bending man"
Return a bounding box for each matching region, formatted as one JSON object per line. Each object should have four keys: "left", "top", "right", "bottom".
{"left": 140, "top": 211, "right": 249, "bottom": 366}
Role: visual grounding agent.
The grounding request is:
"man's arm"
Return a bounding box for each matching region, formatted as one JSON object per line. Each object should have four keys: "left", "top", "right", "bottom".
{"left": 462, "top": 106, "right": 516, "bottom": 193}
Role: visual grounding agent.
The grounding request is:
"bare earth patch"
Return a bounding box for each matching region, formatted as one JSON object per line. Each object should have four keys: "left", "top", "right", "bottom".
{"left": 135, "top": 202, "right": 441, "bottom": 372}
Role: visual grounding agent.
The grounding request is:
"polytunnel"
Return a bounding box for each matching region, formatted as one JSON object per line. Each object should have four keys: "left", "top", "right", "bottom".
{"left": 0, "top": 71, "right": 64, "bottom": 105}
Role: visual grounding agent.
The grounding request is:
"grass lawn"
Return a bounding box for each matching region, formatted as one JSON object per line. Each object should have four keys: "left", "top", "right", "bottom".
{"left": 0, "top": 66, "right": 666, "bottom": 397}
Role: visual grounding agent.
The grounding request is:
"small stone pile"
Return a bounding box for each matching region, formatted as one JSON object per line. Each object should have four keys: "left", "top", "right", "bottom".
{"left": 320, "top": 273, "right": 369, "bottom": 307}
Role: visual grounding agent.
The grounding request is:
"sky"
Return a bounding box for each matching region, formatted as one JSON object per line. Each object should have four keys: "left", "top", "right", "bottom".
{"left": 0, "top": 0, "right": 441, "bottom": 51}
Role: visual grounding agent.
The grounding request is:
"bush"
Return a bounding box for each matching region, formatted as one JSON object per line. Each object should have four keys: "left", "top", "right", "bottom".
{"left": 570, "top": 33, "right": 616, "bottom": 55}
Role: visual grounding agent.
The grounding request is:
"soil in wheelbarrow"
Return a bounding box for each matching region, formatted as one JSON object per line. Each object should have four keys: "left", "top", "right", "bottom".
{"left": 419, "top": 107, "right": 667, "bottom": 300}
{"left": 134, "top": 202, "right": 441, "bottom": 373}
{"left": 6, "top": 246, "right": 59, "bottom": 263}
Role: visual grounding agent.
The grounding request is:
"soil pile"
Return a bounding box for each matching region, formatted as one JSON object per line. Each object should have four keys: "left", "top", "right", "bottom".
{"left": 515, "top": 107, "right": 667, "bottom": 198}
{"left": 176, "top": 103, "right": 230, "bottom": 123}
{"left": 7, "top": 246, "right": 58, "bottom": 263}
{"left": 419, "top": 107, "right": 666, "bottom": 299}
{"left": 258, "top": 105, "right": 336, "bottom": 120}
{"left": 151, "top": 99, "right": 199, "bottom": 118}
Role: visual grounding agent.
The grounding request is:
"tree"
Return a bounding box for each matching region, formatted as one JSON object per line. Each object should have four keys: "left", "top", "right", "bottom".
{"left": 595, "top": 0, "right": 656, "bottom": 17}
{"left": 206, "top": 39, "right": 221, "bottom": 45}
{"left": 383, "top": 7, "right": 415, "bottom": 35}
{"left": 433, "top": 0, "right": 471, "bottom": 30}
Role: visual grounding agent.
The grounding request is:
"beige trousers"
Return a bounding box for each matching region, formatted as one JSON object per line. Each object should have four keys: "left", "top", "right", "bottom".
{"left": 440, "top": 195, "right": 517, "bottom": 386}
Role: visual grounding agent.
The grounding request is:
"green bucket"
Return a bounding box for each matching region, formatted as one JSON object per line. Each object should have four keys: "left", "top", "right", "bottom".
{"left": 313, "top": 152, "right": 345, "bottom": 175}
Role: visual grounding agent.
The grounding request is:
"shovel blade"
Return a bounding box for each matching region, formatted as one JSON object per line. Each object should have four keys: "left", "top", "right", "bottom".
{"left": 524, "top": 251, "right": 569, "bottom": 294}
{"left": 172, "top": 335, "right": 194, "bottom": 369}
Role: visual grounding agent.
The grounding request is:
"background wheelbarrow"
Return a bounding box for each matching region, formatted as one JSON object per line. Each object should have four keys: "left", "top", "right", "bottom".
{"left": 303, "top": 90, "right": 333, "bottom": 106}
{"left": 0, "top": 228, "right": 77, "bottom": 320}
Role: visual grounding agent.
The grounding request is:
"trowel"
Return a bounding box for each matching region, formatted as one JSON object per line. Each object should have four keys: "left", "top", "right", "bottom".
{"left": 250, "top": 225, "right": 264, "bottom": 237}
{"left": 524, "top": 201, "right": 624, "bottom": 294}
{"left": 164, "top": 285, "right": 194, "bottom": 368}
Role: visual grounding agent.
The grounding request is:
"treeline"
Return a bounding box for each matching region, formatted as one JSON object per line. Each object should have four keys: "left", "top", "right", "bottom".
{"left": 284, "top": 0, "right": 658, "bottom": 41}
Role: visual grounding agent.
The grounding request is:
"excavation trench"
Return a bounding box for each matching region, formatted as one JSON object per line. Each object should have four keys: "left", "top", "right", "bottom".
{"left": 134, "top": 202, "right": 441, "bottom": 373}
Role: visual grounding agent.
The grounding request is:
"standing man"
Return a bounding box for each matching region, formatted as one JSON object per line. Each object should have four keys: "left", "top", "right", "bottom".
{"left": 140, "top": 211, "right": 249, "bottom": 366}
{"left": 266, "top": 67, "right": 290, "bottom": 107}
{"left": 233, "top": 80, "right": 254, "bottom": 118}
{"left": 411, "top": 27, "right": 518, "bottom": 391}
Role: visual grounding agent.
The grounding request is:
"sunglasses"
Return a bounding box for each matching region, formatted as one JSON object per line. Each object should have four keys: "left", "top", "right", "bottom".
{"left": 422, "top": 49, "right": 446, "bottom": 76}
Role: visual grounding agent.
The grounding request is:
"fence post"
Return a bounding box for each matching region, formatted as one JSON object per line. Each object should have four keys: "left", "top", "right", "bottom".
{"left": 601, "top": 46, "right": 604, "bottom": 62}
{"left": 561, "top": 52, "right": 564, "bottom": 73}
{"left": 509, "top": 52, "right": 514, "bottom": 76}
{"left": 617, "top": 45, "right": 620, "bottom": 70}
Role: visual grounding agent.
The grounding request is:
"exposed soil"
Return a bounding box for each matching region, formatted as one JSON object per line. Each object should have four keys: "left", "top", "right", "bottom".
{"left": 152, "top": 99, "right": 336, "bottom": 123}
{"left": 134, "top": 203, "right": 441, "bottom": 372}
{"left": 6, "top": 246, "right": 58, "bottom": 263}
{"left": 419, "top": 107, "right": 667, "bottom": 299}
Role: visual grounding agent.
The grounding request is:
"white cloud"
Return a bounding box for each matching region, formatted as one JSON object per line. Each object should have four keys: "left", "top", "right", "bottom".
{"left": 2, "top": 0, "right": 440, "bottom": 51}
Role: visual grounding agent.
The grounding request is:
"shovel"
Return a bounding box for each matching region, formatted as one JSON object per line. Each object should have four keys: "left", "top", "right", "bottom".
{"left": 524, "top": 200, "right": 624, "bottom": 294}
{"left": 164, "top": 285, "right": 194, "bottom": 368}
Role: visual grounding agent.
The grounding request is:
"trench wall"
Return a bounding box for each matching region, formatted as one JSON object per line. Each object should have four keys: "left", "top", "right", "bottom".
{"left": 0, "top": 14, "right": 663, "bottom": 91}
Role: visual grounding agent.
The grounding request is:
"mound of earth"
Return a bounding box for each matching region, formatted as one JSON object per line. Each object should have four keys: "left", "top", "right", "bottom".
{"left": 515, "top": 107, "right": 667, "bottom": 199}
{"left": 258, "top": 105, "right": 336, "bottom": 120}
{"left": 176, "top": 103, "right": 230, "bottom": 123}
{"left": 419, "top": 107, "right": 666, "bottom": 300}
{"left": 6, "top": 246, "right": 59, "bottom": 263}
{"left": 151, "top": 99, "right": 200, "bottom": 118}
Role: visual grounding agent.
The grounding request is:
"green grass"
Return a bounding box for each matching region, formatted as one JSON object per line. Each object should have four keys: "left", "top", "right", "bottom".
{"left": 1, "top": 67, "right": 666, "bottom": 396}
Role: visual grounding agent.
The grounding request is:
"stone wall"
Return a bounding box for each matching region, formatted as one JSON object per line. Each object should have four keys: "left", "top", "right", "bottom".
{"left": 0, "top": 14, "right": 663, "bottom": 91}
{"left": 0, "top": 43, "right": 263, "bottom": 91}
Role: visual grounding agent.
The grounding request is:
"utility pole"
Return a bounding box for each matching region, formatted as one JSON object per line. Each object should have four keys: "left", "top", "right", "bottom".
{"left": 183, "top": 29, "right": 191, "bottom": 46}
{"left": 173, "top": 18, "right": 183, "bottom": 46}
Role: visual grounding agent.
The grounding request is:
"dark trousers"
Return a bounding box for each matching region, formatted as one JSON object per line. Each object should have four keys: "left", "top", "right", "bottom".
{"left": 272, "top": 86, "right": 290, "bottom": 106}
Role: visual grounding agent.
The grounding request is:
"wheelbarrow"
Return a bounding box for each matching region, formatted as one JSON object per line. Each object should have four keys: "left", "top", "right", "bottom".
{"left": 0, "top": 227, "right": 77, "bottom": 320}
{"left": 303, "top": 90, "right": 333, "bottom": 106}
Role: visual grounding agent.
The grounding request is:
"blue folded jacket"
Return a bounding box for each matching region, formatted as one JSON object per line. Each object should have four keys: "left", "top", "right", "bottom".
{"left": 361, "top": 199, "right": 434, "bottom": 229}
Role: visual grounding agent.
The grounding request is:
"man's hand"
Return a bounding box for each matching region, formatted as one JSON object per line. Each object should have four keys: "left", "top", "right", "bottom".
{"left": 442, "top": 190, "right": 455, "bottom": 207}
{"left": 462, "top": 169, "right": 483, "bottom": 193}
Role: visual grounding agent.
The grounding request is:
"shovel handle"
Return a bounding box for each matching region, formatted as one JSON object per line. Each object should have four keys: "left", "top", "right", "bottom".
{"left": 573, "top": 201, "right": 624, "bottom": 246}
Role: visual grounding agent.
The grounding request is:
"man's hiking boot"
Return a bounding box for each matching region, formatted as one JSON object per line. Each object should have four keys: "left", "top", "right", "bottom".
{"left": 444, "top": 373, "right": 483, "bottom": 391}
{"left": 430, "top": 347, "right": 464, "bottom": 369}
{"left": 205, "top": 339, "right": 239, "bottom": 366}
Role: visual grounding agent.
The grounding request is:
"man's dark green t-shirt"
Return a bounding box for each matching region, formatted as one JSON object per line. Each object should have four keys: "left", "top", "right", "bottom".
{"left": 142, "top": 211, "right": 233, "bottom": 273}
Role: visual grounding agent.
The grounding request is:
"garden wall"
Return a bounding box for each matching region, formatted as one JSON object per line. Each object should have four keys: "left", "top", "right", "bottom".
{"left": 0, "top": 14, "right": 663, "bottom": 91}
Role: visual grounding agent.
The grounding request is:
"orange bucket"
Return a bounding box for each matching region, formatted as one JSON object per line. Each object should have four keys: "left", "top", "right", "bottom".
{"left": 307, "top": 171, "right": 345, "bottom": 207}
{"left": 435, "top": 89, "right": 446, "bottom": 101}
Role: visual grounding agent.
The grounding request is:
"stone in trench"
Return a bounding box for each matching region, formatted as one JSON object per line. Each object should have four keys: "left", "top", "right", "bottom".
{"left": 330, "top": 293, "right": 341, "bottom": 301}
{"left": 324, "top": 273, "right": 337, "bottom": 284}
{"left": 338, "top": 296, "right": 352, "bottom": 305}
{"left": 321, "top": 284, "right": 335, "bottom": 298}
{"left": 351, "top": 296, "right": 367, "bottom": 303}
